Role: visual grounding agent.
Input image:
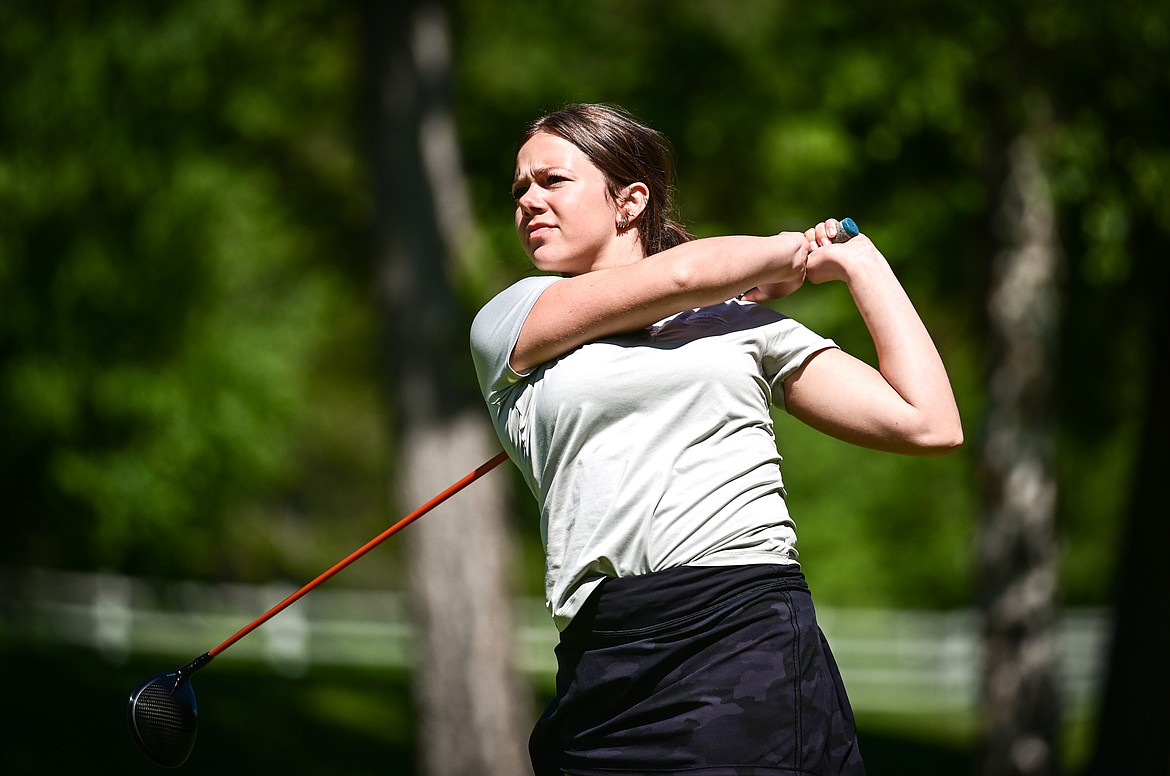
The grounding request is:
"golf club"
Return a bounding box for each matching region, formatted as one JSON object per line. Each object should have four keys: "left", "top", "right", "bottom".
{"left": 832, "top": 217, "right": 860, "bottom": 243}
{"left": 127, "top": 450, "right": 510, "bottom": 768}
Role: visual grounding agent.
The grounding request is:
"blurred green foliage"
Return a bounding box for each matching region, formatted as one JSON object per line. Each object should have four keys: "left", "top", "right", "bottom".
{"left": 2, "top": 0, "right": 1167, "bottom": 613}
{"left": 0, "top": 0, "right": 388, "bottom": 583}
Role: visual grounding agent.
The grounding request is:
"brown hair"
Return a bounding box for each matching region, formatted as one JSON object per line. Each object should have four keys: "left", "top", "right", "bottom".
{"left": 517, "top": 103, "right": 692, "bottom": 257}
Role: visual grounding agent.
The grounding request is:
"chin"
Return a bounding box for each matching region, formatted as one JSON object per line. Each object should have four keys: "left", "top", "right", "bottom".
{"left": 530, "top": 250, "right": 569, "bottom": 274}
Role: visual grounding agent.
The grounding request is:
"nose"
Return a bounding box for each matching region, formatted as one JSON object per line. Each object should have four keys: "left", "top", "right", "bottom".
{"left": 516, "top": 184, "right": 545, "bottom": 217}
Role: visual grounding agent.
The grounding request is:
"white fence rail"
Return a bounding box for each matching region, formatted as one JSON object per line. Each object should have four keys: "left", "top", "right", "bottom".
{"left": 2, "top": 568, "right": 1109, "bottom": 716}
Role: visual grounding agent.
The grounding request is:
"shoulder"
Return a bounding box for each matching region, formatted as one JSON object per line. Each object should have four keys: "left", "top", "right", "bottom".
{"left": 472, "top": 276, "right": 559, "bottom": 338}
{"left": 474, "top": 276, "right": 560, "bottom": 321}
{"left": 470, "top": 275, "right": 563, "bottom": 394}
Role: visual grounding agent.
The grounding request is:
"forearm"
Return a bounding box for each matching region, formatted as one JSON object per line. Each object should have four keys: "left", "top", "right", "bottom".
{"left": 844, "top": 255, "right": 962, "bottom": 448}
{"left": 653, "top": 234, "right": 805, "bottom": 302}
{"left": 512, "top": 233, "right": 805, "bottom": 371}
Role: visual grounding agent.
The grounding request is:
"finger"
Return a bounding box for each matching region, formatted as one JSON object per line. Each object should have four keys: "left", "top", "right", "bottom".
{"left": 825, "top": 218, "right": 840, "bottom": 243}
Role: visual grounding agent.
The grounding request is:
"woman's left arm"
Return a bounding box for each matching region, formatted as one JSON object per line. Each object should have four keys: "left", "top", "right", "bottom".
{"left": 781, "top": 223, "right": 963, "bottom": 456}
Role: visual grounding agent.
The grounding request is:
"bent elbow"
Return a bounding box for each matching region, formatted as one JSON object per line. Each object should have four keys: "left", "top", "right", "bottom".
{"left": 917, "top": 422, "right": 964, "bottom": 456}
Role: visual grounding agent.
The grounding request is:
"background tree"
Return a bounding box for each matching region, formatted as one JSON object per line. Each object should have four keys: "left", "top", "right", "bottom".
{"left": 363, "top": 0, "right": 532, "bottom": 774}
{"left": 1087, "top": 263, "right": 1170, "bottom": 776}
{"left": 978, "top": 121, "right": 1064, "bottom": 776}
{"left": 1071, "top": 3, "right": 1170, "bottom": 773}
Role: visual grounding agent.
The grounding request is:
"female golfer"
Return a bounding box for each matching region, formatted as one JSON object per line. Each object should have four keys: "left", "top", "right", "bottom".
{"left": 470, "top": 103, "right": 962, "bottom": 776}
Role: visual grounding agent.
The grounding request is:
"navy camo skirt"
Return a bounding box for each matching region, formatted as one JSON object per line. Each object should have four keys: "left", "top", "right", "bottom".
{"left": 529, "top": 563, "right": 866, "bottom": 776}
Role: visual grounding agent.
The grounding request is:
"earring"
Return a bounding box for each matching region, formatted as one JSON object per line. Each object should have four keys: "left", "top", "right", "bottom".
{"left": 617, "top": 213, "right": 631, "bottom": 229}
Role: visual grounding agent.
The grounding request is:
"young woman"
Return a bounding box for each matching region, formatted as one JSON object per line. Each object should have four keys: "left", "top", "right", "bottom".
{"left": 470, "top": 103, "right": 962, "bottom": 776}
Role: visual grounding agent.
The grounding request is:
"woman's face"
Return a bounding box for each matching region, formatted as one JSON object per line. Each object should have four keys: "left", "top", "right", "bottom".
{"left": 513, "top": 132, "right": 635, "bottom": 275}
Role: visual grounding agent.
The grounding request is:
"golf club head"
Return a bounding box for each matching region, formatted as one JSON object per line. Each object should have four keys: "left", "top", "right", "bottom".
{"left": 127, "top": 669, "right": 198, "bottom": 768}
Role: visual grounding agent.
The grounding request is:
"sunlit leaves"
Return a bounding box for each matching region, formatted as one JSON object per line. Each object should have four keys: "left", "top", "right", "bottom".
{"left": 0, "top": 1, "right": 377, "bottom": 578}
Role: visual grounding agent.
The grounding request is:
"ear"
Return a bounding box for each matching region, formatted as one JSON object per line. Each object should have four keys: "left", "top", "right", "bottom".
{"left": 617, "top": 182, "right": 650, "bottom": 222}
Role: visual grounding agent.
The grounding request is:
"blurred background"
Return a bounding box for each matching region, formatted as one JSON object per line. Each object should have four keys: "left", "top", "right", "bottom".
{"left": 2, "top": 1, "right": 1167, "bottom": 774}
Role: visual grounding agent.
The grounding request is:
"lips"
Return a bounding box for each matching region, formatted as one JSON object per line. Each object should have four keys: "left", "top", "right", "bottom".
{"left": 527, "top": 222, "right": 555, "bottom": 240}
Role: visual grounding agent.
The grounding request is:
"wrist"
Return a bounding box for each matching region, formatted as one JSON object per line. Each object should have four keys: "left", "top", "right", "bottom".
{"left": 836, "top": 243, "right": 891, "bottom": 286}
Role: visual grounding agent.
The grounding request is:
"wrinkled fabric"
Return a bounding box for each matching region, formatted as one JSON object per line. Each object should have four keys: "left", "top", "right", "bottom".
{"left": 531, "top": 564, "right": 866, "bottom": 776}
{"left": 470, "top": 277, "right": 837, "bottom": 628}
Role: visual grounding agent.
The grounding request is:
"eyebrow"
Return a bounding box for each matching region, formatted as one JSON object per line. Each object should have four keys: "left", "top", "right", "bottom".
{"left": 513, "top": 165, "right": 570, "bottom": 183}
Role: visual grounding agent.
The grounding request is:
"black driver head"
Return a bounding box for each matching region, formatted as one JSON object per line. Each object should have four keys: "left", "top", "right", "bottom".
{"left": 127, "top": 670, "right": 198, "bottom": 768}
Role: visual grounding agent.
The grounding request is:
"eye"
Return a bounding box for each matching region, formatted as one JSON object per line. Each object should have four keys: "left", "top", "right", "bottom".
{"left": 511, "top": 173, "right": 570, "bottom": 201}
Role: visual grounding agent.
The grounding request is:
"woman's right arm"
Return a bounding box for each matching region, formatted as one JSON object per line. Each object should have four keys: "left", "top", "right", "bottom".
{"left": 510, "top": 232, "right": 809, "bottom": 372}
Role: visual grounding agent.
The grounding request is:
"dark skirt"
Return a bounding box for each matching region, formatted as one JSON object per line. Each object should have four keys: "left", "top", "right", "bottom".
{"left": 530, "top": 563, "right": 866, "bottom": 776}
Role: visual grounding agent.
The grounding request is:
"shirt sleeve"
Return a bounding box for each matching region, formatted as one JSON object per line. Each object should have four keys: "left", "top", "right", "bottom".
{"left": 469, "top": 275, "right": 561, "bottom": 408}
{"left": 755, "top": 310, "right": 838, "bottom": 412}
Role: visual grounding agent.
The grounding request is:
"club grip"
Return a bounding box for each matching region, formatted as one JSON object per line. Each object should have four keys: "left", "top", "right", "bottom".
{"left": 831, "top": 217, "right": 860, "bottom": 243}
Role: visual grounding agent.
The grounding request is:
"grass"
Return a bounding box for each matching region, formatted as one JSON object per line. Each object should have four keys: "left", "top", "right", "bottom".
{"left": 0, "top": 643, "right": 416, "bottom": 775}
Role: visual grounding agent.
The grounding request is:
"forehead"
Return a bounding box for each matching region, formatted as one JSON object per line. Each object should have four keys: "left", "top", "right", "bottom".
{"left": 514, "top": 132, "right": 595, "bottom": 178}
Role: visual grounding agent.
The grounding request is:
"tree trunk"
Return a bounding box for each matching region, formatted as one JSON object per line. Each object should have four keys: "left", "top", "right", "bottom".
{"left": 977, "top": 126, "right": 1065, "bottom": 776}
{"left": 1085, "top": 227, "right": 1170, "bottom": 776}
{"left": 364, "top": 1, "right": 532, "bottom": 774}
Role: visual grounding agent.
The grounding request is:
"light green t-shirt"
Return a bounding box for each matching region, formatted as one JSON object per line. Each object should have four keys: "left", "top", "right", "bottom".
{"left": 470, "top": 275, "right": 838, "bottom": 629}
